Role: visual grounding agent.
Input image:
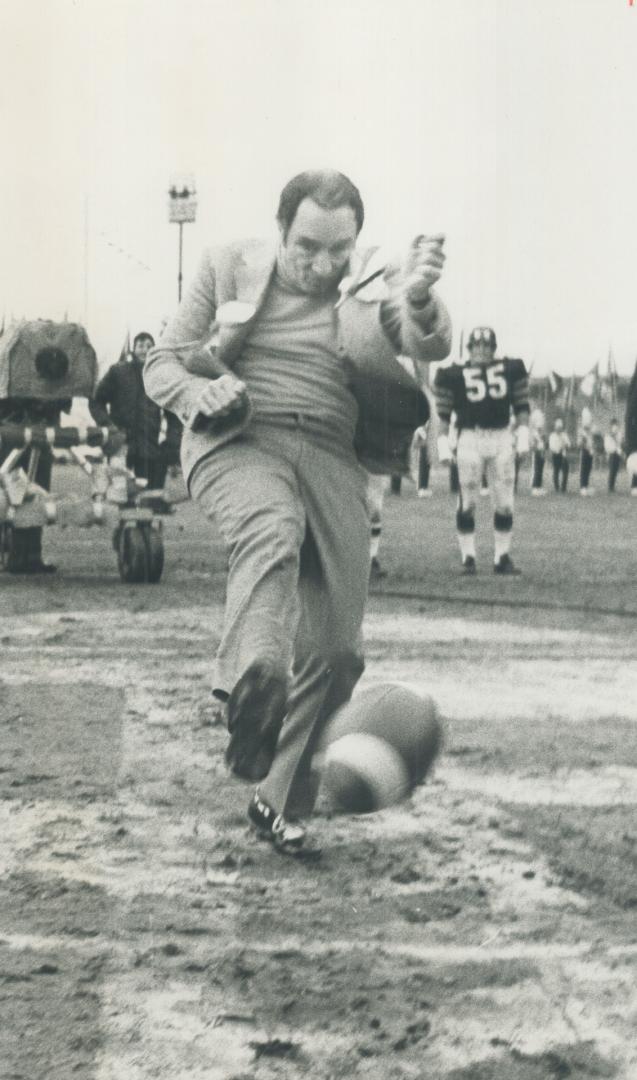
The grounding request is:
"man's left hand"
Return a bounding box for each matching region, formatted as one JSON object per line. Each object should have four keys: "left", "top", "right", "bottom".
{"left": 404, "top": 234, "right": 446, "bottom": 306}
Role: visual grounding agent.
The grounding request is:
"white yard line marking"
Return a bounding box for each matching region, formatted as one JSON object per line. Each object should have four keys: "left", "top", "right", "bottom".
{"left": 2, "top": 929, "right": 637, "bottom": 964}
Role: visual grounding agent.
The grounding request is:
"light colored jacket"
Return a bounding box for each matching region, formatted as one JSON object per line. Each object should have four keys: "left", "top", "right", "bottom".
{"left": 549, "top": 430, "right": 571, "bottom": 455}
{"left": 144, "top": 238, "right": 452, "bottom": 481}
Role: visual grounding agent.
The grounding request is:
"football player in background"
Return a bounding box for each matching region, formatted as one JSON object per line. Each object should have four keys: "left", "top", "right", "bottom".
{"left": 434, "top": 326, "right": 530, "bottom": 575}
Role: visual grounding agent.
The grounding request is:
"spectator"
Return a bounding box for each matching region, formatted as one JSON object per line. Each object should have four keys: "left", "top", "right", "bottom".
{"left": 90, "top": 332, "right": 181, "bottom": 506}
{"left": 413, "top": 422, "right": 432, "bottom": 497}
{"left": 604, "top": 418, "right": 622, "bottom": 493}
{"left": 530, "top": 407, "right": 546, "bottom": 495}
{"left": 549, "top": 418, "right": 570, "bottom": 493}
{"left": 578, "top": 409, "right": 595, "bottom": 495}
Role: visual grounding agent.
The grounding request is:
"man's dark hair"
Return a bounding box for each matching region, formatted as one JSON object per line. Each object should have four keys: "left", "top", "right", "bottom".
{"left": 276, "top": 170, "right": 364, "bottom": 239}
{"left": 133, "top": 332, "right": 155, "bottom": 350}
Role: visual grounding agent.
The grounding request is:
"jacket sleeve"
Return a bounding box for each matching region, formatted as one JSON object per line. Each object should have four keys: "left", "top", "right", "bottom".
{"left": 380, "top": 284, "right": 452, "bottom": 366}
{"left": 144, "top": 248, "right": 222, "bottom": 428}
{"left": 88, "top": 365, "right": 116, "bottom": 428}
{"left": 161, "top": 411, "right": 183, "bottom": 466}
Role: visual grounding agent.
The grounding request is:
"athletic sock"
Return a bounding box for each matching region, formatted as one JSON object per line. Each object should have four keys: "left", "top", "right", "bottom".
{"left": 458, "top": 533, "right": 476, "bottom": 562}
{"left": 494, "top": 530, "right": 512, "bottom": 563}
{"left": 370, "top": 529, "right": 381, "bottom": 560}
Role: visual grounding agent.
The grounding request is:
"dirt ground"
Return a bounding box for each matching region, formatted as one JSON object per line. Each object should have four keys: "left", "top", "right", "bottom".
{"left": 1, "top": 464, "right": 636, "bottom": 1080}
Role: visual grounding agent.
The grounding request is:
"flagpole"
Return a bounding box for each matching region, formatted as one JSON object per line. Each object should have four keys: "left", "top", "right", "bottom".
{"left": 566, "top": 372, "right": 576, "bottom": 437}
{"left": 609, "top": 346, "right": 617, "bottom": 413}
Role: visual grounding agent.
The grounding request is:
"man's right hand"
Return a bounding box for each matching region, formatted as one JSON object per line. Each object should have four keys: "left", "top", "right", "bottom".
{"left": 403, "top": 234, "right": 446, "bottom": 307}
{"left": 190, "top": 374, "right": 248, "bottom": 431}
{"left": 103, "top": 427, "right": 127, "bottom": 458}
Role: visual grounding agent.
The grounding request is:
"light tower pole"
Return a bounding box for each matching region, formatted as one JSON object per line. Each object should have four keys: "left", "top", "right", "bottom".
{"left": 167, "top": 175, "right": 197, "bottom": 302}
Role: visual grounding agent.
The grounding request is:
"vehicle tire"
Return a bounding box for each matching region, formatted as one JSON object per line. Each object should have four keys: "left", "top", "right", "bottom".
{"left": 144, "top": 525, "right": 164, "bottom": 583}
{"left": 0, "top": 523, "right": 14, "bottom": 570}
{"left": 117, "top": 523, "right": 164, "bottom": 583}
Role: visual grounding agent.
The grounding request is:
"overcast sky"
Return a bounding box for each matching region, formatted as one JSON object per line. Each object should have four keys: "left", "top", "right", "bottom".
{"left": 1, "top": 0, "right": 636, "bottom": 375}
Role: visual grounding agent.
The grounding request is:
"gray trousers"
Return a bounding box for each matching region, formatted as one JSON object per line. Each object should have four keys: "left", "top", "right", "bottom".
{"left": 190, "top": 419, "right": 370, "bottom": 816}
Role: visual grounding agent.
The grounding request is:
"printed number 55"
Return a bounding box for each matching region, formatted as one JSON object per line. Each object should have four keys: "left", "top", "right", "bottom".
{"left": 463, "top": 363, "right": 507, "bottom": 402}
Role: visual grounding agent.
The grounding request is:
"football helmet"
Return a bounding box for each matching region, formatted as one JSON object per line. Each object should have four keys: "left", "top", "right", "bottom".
{"left": 467, "top": 326, "right": 497, "bottom": 350}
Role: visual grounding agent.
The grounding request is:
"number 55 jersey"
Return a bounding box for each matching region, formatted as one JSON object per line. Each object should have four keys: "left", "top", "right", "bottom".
{"left": 434, "top": 357, "right": 529, "bottom": 431}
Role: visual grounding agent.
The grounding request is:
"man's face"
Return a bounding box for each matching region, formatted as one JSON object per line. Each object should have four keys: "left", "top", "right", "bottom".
{"left": 468, "top": 343, "right": 496, "bottom": 365}
{"left": 133, "top": 337, "right": 153, "bottom": 362}
{"left": 279, "top": 197, "right": 358, "bottom": 296}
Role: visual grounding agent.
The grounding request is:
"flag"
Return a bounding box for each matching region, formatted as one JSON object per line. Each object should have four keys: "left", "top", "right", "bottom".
{"left": 600, "top": 348, "right": 618, "bottom": 409}
{"left": 546, "top": 371, "right": 564, "bottom": 398}
{"left": 579, "top": 362, "right": 599, "bottom": 398}
{"left": 118, "top": 330, "right": 131, "bottom": 362}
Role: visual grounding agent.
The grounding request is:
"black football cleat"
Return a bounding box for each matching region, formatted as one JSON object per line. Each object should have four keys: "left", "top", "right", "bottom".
{"left": 494, "top": 554, "right": 521, "bottom": 576}
{"left": 225, "top": 661, "right": 287, "bottom": 782}
{"left": 461, "top": 556, "right": 477, "bottom": 576}
{"left": 247, "top": 791, "right": 313, "bottom": 857}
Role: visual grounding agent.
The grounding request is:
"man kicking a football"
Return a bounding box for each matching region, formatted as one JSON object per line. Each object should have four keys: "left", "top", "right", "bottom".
{"left": 434, "top": 326, "right": 530, "bottom": 575}
{"left": 144, "top": 170, "right": 452, "bottom": 855}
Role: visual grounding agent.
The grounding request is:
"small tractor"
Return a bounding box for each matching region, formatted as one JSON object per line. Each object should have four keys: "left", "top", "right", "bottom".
{"left": 0, "top": 319, "right": 168, "bottom": 583}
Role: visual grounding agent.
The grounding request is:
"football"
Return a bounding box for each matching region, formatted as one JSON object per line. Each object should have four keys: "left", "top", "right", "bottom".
{"left": 317, "top": 683, "right": 443, "bottom": 813}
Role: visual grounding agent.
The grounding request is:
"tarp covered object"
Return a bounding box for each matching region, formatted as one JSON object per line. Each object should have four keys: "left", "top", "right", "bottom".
{"left": 0, "top": 320, "right": 97, "bottom": 400}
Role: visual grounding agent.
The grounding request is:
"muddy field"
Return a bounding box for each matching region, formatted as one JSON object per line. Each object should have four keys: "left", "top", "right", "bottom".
{"left": 1, "top": 465, "right": 636, "bottom": 1080}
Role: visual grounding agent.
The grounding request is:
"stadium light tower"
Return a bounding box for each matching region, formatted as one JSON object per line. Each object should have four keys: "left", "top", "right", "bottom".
{"left": 167, "top": 174, "right": 197, "bottom": 302}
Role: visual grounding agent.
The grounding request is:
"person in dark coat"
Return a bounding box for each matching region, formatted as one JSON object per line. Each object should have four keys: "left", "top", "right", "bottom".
{"left": 90, "top": 332, "right": 181, "bottom": 491}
